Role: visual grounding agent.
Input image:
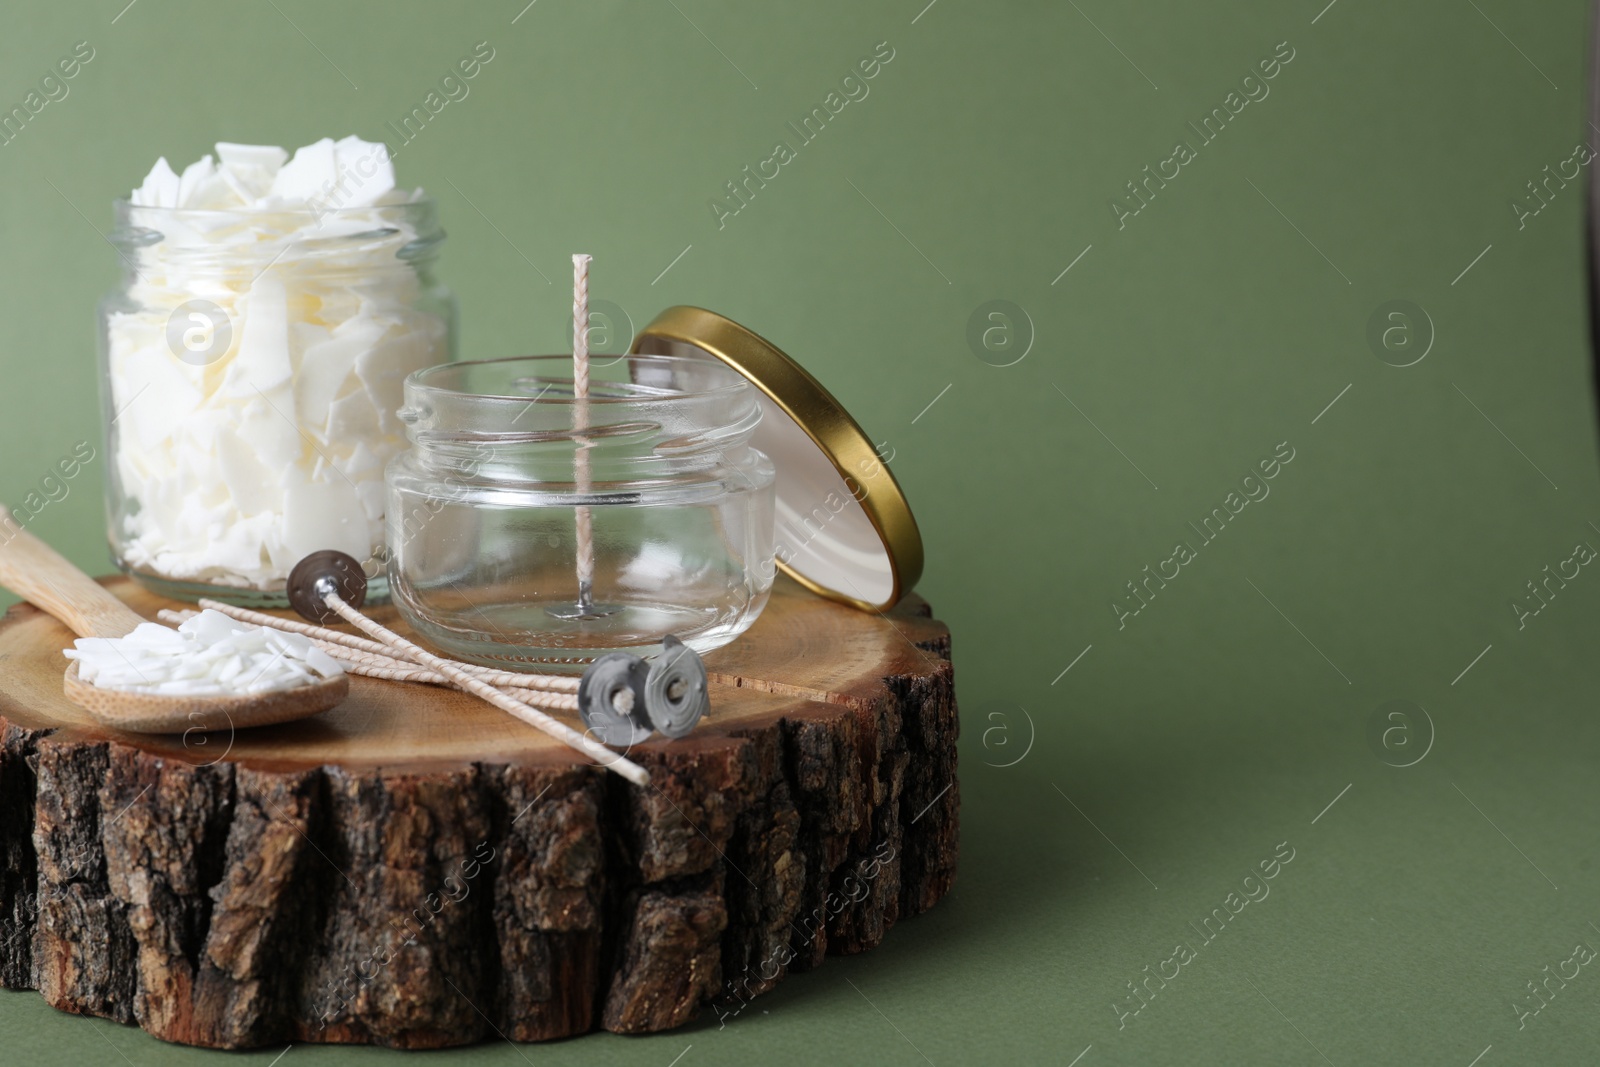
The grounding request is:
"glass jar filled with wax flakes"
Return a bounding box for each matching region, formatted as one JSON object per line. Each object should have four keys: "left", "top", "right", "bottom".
{"left": 98, "top": 138, "right": 455, "bottom": 605}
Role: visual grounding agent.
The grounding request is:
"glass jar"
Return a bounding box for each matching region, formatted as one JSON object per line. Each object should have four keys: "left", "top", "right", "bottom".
{"left": 98, "top": 199, "right": 455, "bottom": 605}
{"left": 387, "top": 354, "right": 776, "bottom": 669}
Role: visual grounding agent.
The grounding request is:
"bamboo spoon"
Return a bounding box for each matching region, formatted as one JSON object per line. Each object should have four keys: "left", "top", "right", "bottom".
{"left": 0, "top": 505, "right": 348, "bottom": 734}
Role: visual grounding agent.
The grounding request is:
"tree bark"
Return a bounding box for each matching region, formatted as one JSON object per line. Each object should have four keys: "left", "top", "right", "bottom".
{"left": 0, "top": 576, "right": 958, "bottom": 1049}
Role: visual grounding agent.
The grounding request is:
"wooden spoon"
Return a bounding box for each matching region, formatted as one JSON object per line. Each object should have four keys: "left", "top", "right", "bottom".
{"left": 0, "top": 505, "right": 348, "bottom": 734}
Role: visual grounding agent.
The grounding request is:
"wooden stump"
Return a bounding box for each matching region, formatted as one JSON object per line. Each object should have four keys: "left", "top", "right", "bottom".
{"left": 0, "top": 576, "right": 958, "bottom": 1049}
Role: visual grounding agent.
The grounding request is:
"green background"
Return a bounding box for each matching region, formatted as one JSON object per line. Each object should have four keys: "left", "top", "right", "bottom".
{"left": 2, "top": 0, "right": 1598, "bottom": 1062}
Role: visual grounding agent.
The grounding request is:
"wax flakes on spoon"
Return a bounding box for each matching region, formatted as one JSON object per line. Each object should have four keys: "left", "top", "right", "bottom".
{"left": 63, "top": 609, "right": 344, "bottom": 697}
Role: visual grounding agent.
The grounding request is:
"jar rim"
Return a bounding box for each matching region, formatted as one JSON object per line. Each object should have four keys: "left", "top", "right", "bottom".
{"left": 111, "top": 195, "right": 437, "bottom": 219}
{"left": 408, "top": 353, "right": 752, "bottom": 406}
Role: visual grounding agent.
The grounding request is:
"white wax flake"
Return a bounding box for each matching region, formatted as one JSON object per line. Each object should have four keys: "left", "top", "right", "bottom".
{"left": 294, "top": 318, "right": 379, "bottom": 429}
{"left": 176, "top": 154, "right": 221, "bottom": 209}
{"left": 63, "top": 610, "right": 343, "bottom": 697}
{"left": 110, "top": 138, "right": 445, "bottom": 589}
{"left": 131, "top": 157, "right": 181, "bottom": 208}
{"left": 234, "top": 273, "right": 293, "bottom": 390}
{"left": 215, "top": 142, "right": 288, "bottom": 203}
{"left": 282, "top": 475, "right": 369, "bottom": 562}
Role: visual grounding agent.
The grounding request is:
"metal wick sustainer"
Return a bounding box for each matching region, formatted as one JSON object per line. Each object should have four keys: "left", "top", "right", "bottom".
{"left": 287, "top": 549, "right": 369, "bottom": 623}
{"left": 577, "top": 635, "right": 710, "bottom": 744}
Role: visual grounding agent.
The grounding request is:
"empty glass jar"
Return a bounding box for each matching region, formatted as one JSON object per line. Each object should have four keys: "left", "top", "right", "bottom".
{"left": 386, "top": 354, "right": 776, "bottom": 669}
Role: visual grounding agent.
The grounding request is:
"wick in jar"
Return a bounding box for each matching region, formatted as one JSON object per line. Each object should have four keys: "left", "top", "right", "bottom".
{"left": 548, "top": 253, "right": 620, "bottom": 622}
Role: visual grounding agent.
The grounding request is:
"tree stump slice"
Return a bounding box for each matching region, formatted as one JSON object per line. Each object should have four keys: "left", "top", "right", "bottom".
{"left": 0, "top": 576, "right": 958, "bottom": 1049}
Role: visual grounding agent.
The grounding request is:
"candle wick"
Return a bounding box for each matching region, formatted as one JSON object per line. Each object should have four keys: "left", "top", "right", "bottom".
{"left": 572, "top": 253, "right": 595, "bottom": 613}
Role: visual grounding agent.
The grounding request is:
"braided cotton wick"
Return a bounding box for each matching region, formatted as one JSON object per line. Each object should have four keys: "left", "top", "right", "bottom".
{"left": 164, "top": 607, "right": 585, "bottom": 709}
{"left": 572, "top": 253, "right": 596, "bottom": 609}
{"left": 321, "top": 592, "right": 648, "bottom": 785}
{"left": 185, "top": 599, "right": 580, "bottom": 692}
{"left": 328, "top": 655, "right": 581, "bottom": 712}
{"left": 573, "top": 253, "right": 591, "bottom": 400}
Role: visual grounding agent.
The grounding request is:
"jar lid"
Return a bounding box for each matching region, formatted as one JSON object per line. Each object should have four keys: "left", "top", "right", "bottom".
{"left": 633, "top": 306, "right": 923, "bottom": 612}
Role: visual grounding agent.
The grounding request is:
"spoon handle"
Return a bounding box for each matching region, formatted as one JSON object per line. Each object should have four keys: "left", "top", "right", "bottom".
{"left": 0, "top": 505, "right": 146, "bottom": 639}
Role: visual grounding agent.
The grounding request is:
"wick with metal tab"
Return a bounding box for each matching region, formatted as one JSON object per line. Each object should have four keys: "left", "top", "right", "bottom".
{"left": 286, "top": 551, "right": 656, "bottom": 785}
{"left": 282, "top": 551, "right": 710, "bottom": 783}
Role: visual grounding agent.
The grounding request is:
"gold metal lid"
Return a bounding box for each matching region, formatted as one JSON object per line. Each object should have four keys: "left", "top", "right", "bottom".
{"left": 633, "top": 306, "right": 923, "bottom": 612}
